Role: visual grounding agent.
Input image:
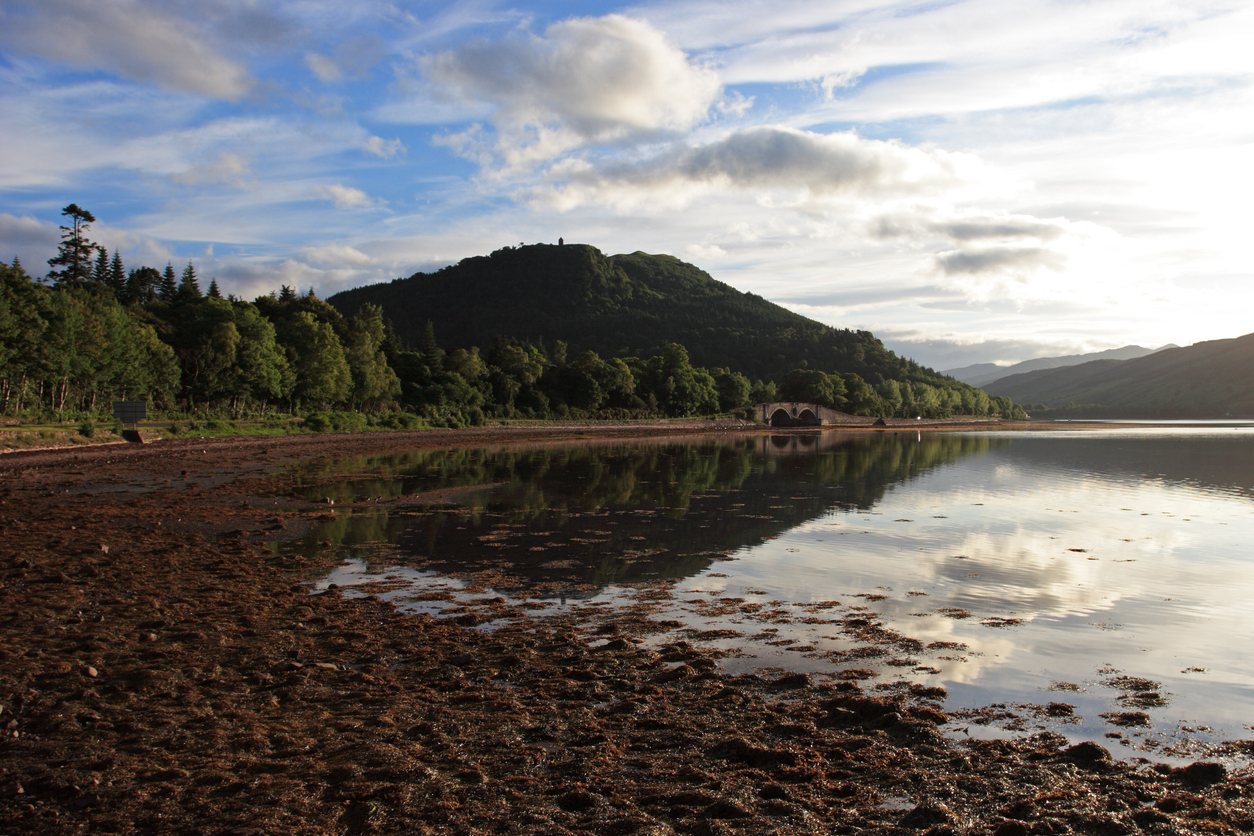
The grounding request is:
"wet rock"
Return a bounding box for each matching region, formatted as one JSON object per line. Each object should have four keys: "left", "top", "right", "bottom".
{"left": 1173, "top": 761, "right": 1227, "bottom": 786}
{"left": 899, "top": 801, "right": 955, "bottom": 828}
{"left": 1059, "top": 740, "right": 1113, "bottom": 769}
{"left": 768, "top": 672, "right": 809, "bottom": 690}
{"left": 908, "top": 705, "right": 949, "bottom": 725}
{"left": 1102, "top": 711, "right": 1150, "bottom": 727}
{"left": 655, "top": 664, "right": 693, "bottom": 683}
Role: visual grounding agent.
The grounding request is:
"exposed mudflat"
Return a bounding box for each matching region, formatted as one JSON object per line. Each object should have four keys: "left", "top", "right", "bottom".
{"left": 3, "top": 425, "right": 1252, "bottom": 835}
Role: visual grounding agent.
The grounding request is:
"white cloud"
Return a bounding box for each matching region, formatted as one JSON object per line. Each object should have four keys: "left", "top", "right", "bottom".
{"left": 0, "top": 212, "right": 60, "bottom": 249}
{"left": 170, "top": 152, "right": 253, "bottom": 188}
{"left": 535, "top": 126, "right": 977, "bottom": 210}
{"left": 304, "top": 53, "right": 342, "bottom": 83}
{"left": 0, "top": 0, "right": 252, "bottom": 99}
{"left": 360, "top": 135, "right": 406, "bottom": 159}
{"left": 421, "top": 14, "right": 722, "bottom": 164}
{"left": 314, "top": 184, "right": 379, "bottom": 209}
{"left": 301, "top": 243, "right": 375, "bottom": 268}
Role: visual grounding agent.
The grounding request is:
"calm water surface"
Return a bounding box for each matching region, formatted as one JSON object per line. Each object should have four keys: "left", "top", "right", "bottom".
{"left": 282, "top": 427, "right": 1254, "bottom": 759}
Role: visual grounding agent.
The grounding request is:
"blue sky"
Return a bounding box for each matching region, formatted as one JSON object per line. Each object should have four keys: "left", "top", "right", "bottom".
{"left": 2, "top": 0, "right": 1251, "bottom": 370}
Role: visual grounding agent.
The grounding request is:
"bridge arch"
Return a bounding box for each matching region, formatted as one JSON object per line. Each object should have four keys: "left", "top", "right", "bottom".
{"left": 768, "top": 408, "right": 793, "bottom": 427}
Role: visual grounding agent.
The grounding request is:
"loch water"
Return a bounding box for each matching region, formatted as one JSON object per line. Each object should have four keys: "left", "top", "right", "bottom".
{"left": 280, "top": 426, "right": 1254, "bottom": 759}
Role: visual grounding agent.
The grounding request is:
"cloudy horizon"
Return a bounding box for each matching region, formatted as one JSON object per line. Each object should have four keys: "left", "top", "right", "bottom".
{"left": 2, "top": 0, "right": 1250, "bottom": 371}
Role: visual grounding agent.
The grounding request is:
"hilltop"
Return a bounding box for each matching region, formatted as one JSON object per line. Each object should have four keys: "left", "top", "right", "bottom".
{"left": 943, "top": 344, "right": 1170, "bottom": 389}
{"left": 987, "top": 332, "right": 1254, "bottom": 417}
{"left": 330, "top": 243, "right": 942, "bottom": 386}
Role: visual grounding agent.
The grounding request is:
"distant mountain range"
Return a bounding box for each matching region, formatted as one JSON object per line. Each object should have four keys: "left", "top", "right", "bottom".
{"left": 984, "top": 332, "right": 1254, "bottom": 417}
{"left": 329, "top": 243, "right": 957, "bottom": 387}
{"left": 943, "top": 344, "right": 1175, "bottom": 389}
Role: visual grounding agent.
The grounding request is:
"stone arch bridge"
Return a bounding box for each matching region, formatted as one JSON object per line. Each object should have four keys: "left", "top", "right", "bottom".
{"left": 754, "top": 402, "right": 877, "bottom": 427}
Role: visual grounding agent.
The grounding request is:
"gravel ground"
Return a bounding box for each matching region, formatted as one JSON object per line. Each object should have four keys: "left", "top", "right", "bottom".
{"left": 2, "top": 425, "right": 1251, "bottom": 835}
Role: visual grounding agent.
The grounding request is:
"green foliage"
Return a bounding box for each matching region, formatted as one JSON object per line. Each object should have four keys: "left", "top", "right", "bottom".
{"left": 304, "top": 410, "right": 367, "bottom": 433}
{"left": 779, "top": 369, "right": 845, "bottom": 408}
{"left": 3, "top": 217, "right": 1029, "bottom": 427}
{"left": 46, "top": 204, "right": 101, "bottom": 291}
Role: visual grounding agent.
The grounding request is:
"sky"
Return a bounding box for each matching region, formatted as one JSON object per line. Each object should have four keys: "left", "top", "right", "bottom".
{"left": 1, "top": 0, "right": 1251, "bottom": 371}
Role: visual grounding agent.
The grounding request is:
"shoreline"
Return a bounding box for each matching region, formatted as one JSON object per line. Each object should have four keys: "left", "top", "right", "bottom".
{"left": 3, "top": 426, "right": 1252, "bottom": 834}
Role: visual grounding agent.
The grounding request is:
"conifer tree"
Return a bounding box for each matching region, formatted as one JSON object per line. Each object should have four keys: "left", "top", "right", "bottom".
{"left": 108, "top": 251, "right": 127, "bottom": 301}
{"left": 177, "top": 261, "right": 202, "bottom": 302}
{"left": 207, "top": 278, "right": 222, "bottom": 298}
{"left": 159, "top": 262, "right": 178, "bottom": 301}
{"left": 47, "top": 204, "right": 101, "bottom": 289}
{"left": 278, "top": 285, "right": 296, "bottom": 304}
{"left": 93, "top": 247, "right": 110, "bottom": 289}
{"left": 421, "top": 319, "right": 443, "bottom": 372}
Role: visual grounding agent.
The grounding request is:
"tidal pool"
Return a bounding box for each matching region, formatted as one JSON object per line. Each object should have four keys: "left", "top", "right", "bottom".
{"left": 280, "top": 426, "right": 1254, "bottom": 760}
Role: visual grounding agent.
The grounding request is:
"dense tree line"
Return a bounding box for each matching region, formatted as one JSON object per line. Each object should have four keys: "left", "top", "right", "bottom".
{"left": 1, "top": 205, "right": 1024, "bottom": 426}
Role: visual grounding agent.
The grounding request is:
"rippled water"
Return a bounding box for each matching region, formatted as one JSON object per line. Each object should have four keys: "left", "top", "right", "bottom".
{"left": 281, "top": 426, "right": 1254, "bottom": 759}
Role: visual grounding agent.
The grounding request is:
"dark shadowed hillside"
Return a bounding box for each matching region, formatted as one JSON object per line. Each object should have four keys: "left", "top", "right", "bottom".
{"left": 329, "top": 243, "right": 945, "bottom": 385}
{"left": 987, "top": 332, "right": 1254, "bottom": 416}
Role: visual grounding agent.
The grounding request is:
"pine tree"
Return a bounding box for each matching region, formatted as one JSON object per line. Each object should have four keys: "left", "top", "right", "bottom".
{"left": 278, "top": 285, "right": 296, "bottom": 304}
{"left": 47, "top": 204, "right": 101, "bottom": 288}
{"left": 159, "top": 262, "right": 178, "bottom": 301}
{"left": 93, "top": 247, "right": 110, "bottom": 290}
{"left": 421, "top": 320, "right": 443, "bottom": 373}
{"left": 10, "top": 256, "right": 27, "bottom": 280}
{"left": 207, "top": 278, "right": 222, "bottom": 298}
{"left": 108, "top": 251, "right": 126, "bottom": 301}
{"left": 177, "top": 261, "right": 202, "bottom": 302}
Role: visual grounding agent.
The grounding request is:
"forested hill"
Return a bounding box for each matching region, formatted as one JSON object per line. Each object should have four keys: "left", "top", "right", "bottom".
{"left": 329, "top": 243, "right": 932, "bottom": 385}
{"left": 987, "top": 332, "right": 1254, "bottom": 417}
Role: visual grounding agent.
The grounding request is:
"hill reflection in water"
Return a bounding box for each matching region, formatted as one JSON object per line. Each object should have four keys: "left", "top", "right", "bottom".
{"left": 283, "top": 431, "right": 999, "bottom": 595}
{"left": 287, "top": 427, "right": 1254, "bottom": 757}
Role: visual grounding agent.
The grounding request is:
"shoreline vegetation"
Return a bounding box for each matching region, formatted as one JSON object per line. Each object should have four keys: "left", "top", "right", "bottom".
{"left": 4, "top": 425, "right": 1253, "bottom": 835}
{"left": 2, "top": 210, "right": 1027, "bottom": 438}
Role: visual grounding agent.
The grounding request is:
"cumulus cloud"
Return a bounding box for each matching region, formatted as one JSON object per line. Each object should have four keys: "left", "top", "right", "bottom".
{"left": 535, "top": 126, "right": 975, "bottom": 209}
{"left": 422, "top": 15, "right": 721, "bottom": 162}
{"left": 0, "top": 212, "right": 60, "bottom": 250}
{"left": 1, "top": 0, "right": 252, "bottom": 99}
{"left": 361, "top": 135, "right": 406, "bottom": 160}
{"left": 314, "top": 184, "right": 379, "bottom": 209}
